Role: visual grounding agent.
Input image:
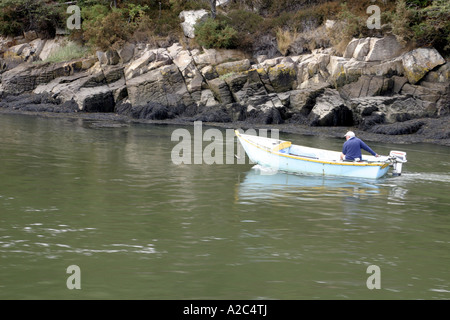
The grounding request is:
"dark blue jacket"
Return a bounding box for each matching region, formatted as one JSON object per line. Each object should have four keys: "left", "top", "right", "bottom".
{"left": 342, "top": 137, "right": 376, "bottom": 161}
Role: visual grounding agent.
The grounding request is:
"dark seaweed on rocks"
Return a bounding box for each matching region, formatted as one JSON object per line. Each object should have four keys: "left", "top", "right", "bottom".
{"left": 368, "top": 119, "right": 426, "bottom": 135}
{"left": 0, "top": 93, "right": 78, "bottom": 113}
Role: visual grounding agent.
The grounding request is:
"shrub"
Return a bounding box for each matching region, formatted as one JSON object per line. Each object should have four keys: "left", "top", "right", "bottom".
{"left": 194, "top": 18, "right": 238, "bottom": 49}
{"left": 389, "top": 0, "right": 450, "bottom": 55}
{"left": 81, "top": 4, "right": 110, "bottom": 23}
{"left": 225, "top": 9, "right": 266, "bottom": 51}
{"left": 235, "top": 0, "right": 332, "bottom": 15}
{"left": 83, "top": 9, "right": 133, "bottom": 50}
{"left": 389, "top": 0, "right": 416, "bottom": 45}
{"left": 169, "top": 0, "right": 209, "bottom": 12}
{"left": 337, "top": 3, "right": 367, "bottom": 40}
{"left": 0, "top": 6, "right": 22, "bottom": 36}
{"left": 406, "top": 0, "right": 431, "bottom": 8}
{"left": 227, "top": 9, "right": 264, "bottom": 34}
{"left": 416, "top": 0, "right": 450, "bottom": 51}
{"left": 0, "top": 0, "right": 65, "bottom": 38}
{"left": 79, "top": 1, "right": 198, "bottom": 50}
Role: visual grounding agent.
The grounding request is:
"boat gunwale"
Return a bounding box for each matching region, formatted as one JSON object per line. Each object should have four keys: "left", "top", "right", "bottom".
{"left": 235, "top": 131, "right": 390, "bottom": 169}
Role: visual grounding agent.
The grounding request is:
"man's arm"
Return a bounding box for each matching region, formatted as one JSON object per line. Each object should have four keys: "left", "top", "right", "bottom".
{"left": 360, "top": 140, "right": 377, "bottom": 156}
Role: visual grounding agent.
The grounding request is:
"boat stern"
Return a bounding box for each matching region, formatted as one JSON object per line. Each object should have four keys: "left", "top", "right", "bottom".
{"left": 389, "top": 150, "right": 407, "bottom": 176}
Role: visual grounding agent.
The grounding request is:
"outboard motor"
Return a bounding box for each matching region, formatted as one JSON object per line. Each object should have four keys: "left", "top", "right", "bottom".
{"left": 389, "top": 151, "right": 407, "bottom": 176}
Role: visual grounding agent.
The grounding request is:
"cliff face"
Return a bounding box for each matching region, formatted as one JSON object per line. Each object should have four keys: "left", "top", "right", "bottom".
{"left": 0, "top": 26, "right": 449, "bottom": 141}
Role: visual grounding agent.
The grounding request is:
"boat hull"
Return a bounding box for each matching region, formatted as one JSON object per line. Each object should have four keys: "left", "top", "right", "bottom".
{"left": 236, "top": 132, "right": 390, "bottom": 180}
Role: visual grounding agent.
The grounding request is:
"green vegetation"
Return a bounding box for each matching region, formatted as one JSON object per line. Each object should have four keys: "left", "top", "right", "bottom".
{"left": 0, "top": 0, "right": 65, "bottom": 38}
{"left": 388, "top": 0, "right": 450, "bottom": 53}
{"left": 82, "top": 6, "right": 133, "bottom": 50}
{"left": 325, "top": 0, "right": 450, "bottom": 56}
{"left": 194, "top": 17, "right": 238, "bottom": 49}
{"left": 43, "top": 41, "right": 88, "bottom": 63}
{"left": 0, "top": 0, "right": 448, "bottom": 56}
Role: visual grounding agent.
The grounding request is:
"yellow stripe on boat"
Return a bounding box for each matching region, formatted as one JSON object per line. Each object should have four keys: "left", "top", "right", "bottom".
{"left": 272, "top": 141, "right": 292, "bottom": 152}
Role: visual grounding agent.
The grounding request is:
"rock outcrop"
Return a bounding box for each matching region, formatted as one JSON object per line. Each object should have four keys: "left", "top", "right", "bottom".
{"left": 0, "top": 32, "right": 448, "bottom": 142}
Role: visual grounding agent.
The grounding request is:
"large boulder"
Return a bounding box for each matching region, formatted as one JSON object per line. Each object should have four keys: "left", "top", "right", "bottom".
{"left": 401, "top": 83, "right": 444, "bottom": 104}
{"left": 215, "top": 59, "right": 251, "bottom": 76}
{"left": 76, "top": 86, "right": 115, "bottom": 112}
{"left": 124, "top": 49, "right": 155, "bottom": 79}
{"left": 200, "top": 65, "right": 219, "bottom": 80}
{"left": 223, "top": 72, "right": 249, "bottom": 102}
{"left": 401, "top": 48, "right": 446, "bottom": 84}
{"left": 179, "top": 10, "right": 209, "bottom": 38}
{"left": 380, "top": 96, "right": 433, "bottom": 123}
{"left": 287, "top": 82, "right": 330, "bottom": 117}
{"left": 352, "top": 38, "right": 371, "bottom": 61}
{"left": 118, "top": 42, "right": 135, "bottom": 64}
{"left": 327, "top": 54, "right": 405, "bottom": 88}
{"left": 245, "top": 95, "right": 284, "bottom": 124}
{"left": 199, "top": 89, "right": 219, "bottom": 107}
{"left": 308, "top": 89, "right": 352, "bottom": 126}
{"left": 296, "top": 53, "right": 330, "bottom": 87}
{"left": 423, "top": 61, "right": 450, "bottom": 83}
{"left": 343, "top": 38, "right": 361, "bottom": 59}
{"left": 401, "top": 81, "right": 449, "bottom": 116}
{"left": 193, "top": 48, "right": 249, "bottom": 67}
{"left": 365, "top": 36, "right": 404, "bottom": 62}
{"left": 97, "top": 49, "right": 120, "bottom": 66}
{"left": 126, "top": 64, "right": 194, "bottom": 108}
{"left": 347, "top": 96, "right": 399, "bottom": 128}
{"left": 339, "top": 75, "right": 394, "bottom": 99}
{"left": 172, "top": 50, "right": 195, "bottom": 74}
{"left": 363, "top": 57, "right": 404, "bottom": 77}
{"left": 223, "top": 69, "right": 267, "bottom": 103}
{"left": 124, "top": 48, "right": 171, "bottom": 80}
{"left": 327, "top": 56, "right": 358, "bottom": 88}
{"left": 344, "top": 36, "right": 404, "bottom": 62}
{"left": 264, "top": 62, "right": 297, "bottom": 93}
{"left": 348, "top": 95, "right": 434, "bottom": 125}
{"left": 207, "top": 77, "right": 233, "bottom": 104}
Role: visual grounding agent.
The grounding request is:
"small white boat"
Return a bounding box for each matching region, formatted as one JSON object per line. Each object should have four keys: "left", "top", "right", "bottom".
{"left": 235, "top": 130, "right": 407, "bottom": 179}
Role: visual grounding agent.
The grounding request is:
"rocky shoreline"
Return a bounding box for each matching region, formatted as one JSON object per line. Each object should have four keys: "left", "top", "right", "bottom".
{"left": 1, "top": 18, "right": 449, "bottom": 147}
{"left": 1, "top": 106, "right": 448, "bottom": 147}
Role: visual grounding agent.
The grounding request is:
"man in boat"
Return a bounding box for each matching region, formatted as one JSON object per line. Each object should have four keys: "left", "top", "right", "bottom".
{"left": 340, "top": 131, "right": 379, "bottom": 161}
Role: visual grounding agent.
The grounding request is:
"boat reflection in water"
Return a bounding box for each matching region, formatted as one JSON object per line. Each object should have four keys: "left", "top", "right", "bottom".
{"left": 236, "top": 165, "right": 386, "bottom": 204}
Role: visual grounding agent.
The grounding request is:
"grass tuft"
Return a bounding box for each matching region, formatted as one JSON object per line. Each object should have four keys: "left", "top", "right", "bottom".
{"left": 43, "top": 42, "right": 88, "bottom": 63}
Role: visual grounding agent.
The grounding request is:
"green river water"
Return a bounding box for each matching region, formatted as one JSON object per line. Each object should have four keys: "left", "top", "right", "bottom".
{"left": 0, "top": 113, "right": 449, "bottom": 300}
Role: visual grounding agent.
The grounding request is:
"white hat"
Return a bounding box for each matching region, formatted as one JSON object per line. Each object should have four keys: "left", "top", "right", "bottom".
{"left": 344, "top": 131, "right": 355, "bottom": 137}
